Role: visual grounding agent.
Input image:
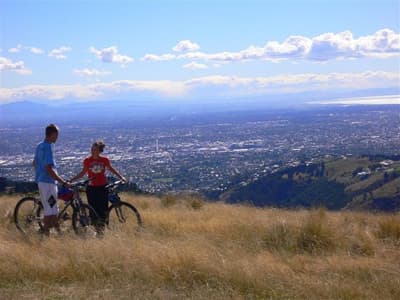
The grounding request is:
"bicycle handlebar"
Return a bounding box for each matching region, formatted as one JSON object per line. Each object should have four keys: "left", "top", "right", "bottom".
{"left": 105, "top": 180, "right": 126, "bottom": 190}
{"left": 67, "top": 178, "right": 125, "bottom": 190}
{"left": 67, "top": 178, "right": 92, "bottom": 189}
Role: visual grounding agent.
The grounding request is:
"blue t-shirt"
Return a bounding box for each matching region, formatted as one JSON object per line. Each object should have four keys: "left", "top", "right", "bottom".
{"left": 34, "top": 140, "right": 57, "bottom": 184}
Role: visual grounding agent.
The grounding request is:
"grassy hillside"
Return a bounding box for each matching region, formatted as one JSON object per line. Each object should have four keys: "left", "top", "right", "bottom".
{"left": 1, "top": 194, "right": 400, "bottom": 299}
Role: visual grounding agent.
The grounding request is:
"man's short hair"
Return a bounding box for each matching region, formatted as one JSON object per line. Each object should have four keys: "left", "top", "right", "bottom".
{"left": 45, "top": 124, "right": 59, "bottom": 137}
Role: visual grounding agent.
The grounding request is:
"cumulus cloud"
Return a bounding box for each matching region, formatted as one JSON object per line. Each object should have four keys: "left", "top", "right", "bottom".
{"left": 1, "top": 71, "right": 398, "bottom": 103}
{"left": 141, "top": 29, "right": 400, "bottom": 64}
{"left": 73, "top": 68, "right": 111, "bottom": 77}
{"left": 356, "top": 28, "right": 400, "bottom": 57}
{"left": 89, "top": 46, "right": 133, "bottom": 65}
{"left": 0, "top": 56, "right": 32, "bottom": 75}
{"left": 182, "top": 61, "right": 208, "bottom": 70}
{"left": 173, "top": 40, "right": 200, "bottom": 52}
{"left": 48, "top": 46, "right": 72, "bottom": 60}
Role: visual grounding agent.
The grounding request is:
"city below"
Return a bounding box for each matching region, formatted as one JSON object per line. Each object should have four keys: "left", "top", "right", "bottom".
{"left": 0, "top": 105, "right": 399, "bottom": 196}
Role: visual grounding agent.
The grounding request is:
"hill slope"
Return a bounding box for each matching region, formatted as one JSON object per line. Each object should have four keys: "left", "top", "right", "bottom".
{"left": 1, "top": 194, "right": 400, "bottom": 299}
{"left": 221, "top": 156, "right": 400, "bottom": 211}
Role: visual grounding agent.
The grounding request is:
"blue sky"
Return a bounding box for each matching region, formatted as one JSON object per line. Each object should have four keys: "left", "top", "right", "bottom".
{"left": 0, "top": 0, "right": 399, "bottom": 104}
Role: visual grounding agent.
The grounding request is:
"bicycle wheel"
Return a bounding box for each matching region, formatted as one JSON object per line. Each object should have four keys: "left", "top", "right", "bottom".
{"left": 107, "top": 201, "right": 142, "bottom": 233}
{"left": 14, "top": 196, "right": 43, "bottom": 234}
{"left": 72, "top": 203, "right": 98, "bottom": 237}
{"left": 56, "top": 202, "right": 76, "bottom": 234}
{"left": 25, "top": 202, "right": 72, "bottom": 234}
{"left": 33, "top": 201, "right": 75, "bottom": 235}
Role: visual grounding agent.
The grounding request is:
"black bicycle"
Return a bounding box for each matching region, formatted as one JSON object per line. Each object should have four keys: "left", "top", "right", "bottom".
{"left": 14, "top": 180, "right": 98, "bottom": 236}
{"left": 106, "top": 180, "right": 142, "bottom": 232}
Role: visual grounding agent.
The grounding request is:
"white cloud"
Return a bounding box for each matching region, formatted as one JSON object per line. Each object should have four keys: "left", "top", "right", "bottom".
{"left": 26, "top": 46, "right": 44, "bottom": 55}
{"left": 8, "top": 45, "right": 23, "bottom": 53}
{"left": 94, "top": 80, "right": 186, "bottom": 97}
{"left": 173, "top": 40, "right": 200, "bottom": 52}
{"left": 141, "top": 53, "right": 176, "bottom": 61}
{"left": 356, "top": 28, "right": 400, "bottom": 57}
{"left": 311, "top": 95, "right": 400, "bottom": 105}
{"left": 179, "top": 51, "right": 243, "bottom": 62}
{"left": 74, "top": 68, "right": 111, "bottom": 77}
{"left": 1, "top": 71, "right": 398, "bottom": 103}
{"left": 141, "top": 28, "right": 400, "bottom": 64}
{"left": 182, "top": 61, "right": 208, "bottom": 70}
{"left": 7, "top": 45, "right": 44, "bottom": 55}
{"left": 0, "top": 80, "right": 185, "bottom": 103}
{"left": 0, "top": 56, "right": 32, "bottom": 75}
{"left": 89, "top": 46, "right": 133, "bottom": 65}
{"left": 0, "top": 84, "right": 102, "bottom": 101}
{"left": 48, "top": 46, "right": 72, "bottom": 60}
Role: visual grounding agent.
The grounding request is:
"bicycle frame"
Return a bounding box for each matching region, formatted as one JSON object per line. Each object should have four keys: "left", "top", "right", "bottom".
{"left": 106, "top": 181, "right": 126, "bottom": 222}
{"left": 106, "top": 181, "right": 124, "bottom": 202}
{"left": 58, "top": 185, "right": 85, "bottom": 218}
{"left": 14, "top": 179, "right": 99, "bottom": 235}
{"left": 26, "top": 186, "right": 83, "bottom": 223}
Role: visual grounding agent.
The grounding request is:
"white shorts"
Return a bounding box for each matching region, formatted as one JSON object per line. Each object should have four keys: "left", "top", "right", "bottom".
{"left": 38, "top": 182, "right": 59, "bottom": 216}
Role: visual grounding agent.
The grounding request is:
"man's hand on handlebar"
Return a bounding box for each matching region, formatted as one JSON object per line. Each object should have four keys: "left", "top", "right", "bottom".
{"left": 62, "top": 180, "right": 72, "bottom": 188}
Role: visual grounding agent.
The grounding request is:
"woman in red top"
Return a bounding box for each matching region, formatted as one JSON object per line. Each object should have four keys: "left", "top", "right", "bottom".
{"left": 70, "top": 141, "right": 126, "bottom": 233}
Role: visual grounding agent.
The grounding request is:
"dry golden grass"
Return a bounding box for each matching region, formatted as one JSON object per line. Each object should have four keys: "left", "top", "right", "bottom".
{"left": 0, "top": 193, "right": 400, "bottom": 299}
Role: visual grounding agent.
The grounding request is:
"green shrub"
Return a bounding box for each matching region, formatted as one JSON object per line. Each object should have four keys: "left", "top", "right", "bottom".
{"left": 185, "top": 197, "right": 204, "bottom": 210}
{"left": 161, "top": 194, "right": 178, "bottom": 207}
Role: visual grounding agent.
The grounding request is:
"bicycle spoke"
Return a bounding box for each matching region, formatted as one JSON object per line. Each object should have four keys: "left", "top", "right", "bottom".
{"left": 14, "top": 197, "right": 43, "bottom": 234}
{"left": 107, "top": 201, "right": 142, "bottom": 233}
{"left": 115, "top": 206, "right": 127, "bottom": 223}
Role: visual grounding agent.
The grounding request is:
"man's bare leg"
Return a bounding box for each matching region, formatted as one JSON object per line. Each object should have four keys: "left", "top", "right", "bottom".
{"left": 52, "top": 215, "right": 61, "bottom": 234}
{"left": 42, "top": 215, "right": 52, "bottom": 236}
{"left": 42, "top": 215, "right": 59, "bottom": 236}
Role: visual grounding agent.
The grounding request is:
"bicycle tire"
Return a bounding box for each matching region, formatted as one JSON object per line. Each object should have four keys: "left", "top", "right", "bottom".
{"left": 107, "top": 201, "right": 142, "bottom": 232}
{"left": 72, "top": 203, "right": 98, "bottom": 236}
{"left": 14, "top": 196, "right": 43, "bottom": 234}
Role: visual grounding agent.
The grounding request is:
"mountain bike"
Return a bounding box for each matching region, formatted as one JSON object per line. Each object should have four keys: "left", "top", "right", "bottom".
{"left": 105, "top": 180, "right": 142, "bottom": 232}
{"left": 14, "top": 180, "right": 98, "bottom": 236}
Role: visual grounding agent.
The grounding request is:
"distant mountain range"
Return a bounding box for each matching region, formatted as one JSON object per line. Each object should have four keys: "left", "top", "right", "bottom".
{"left": 220, "top": 155, "right": 400, "bottom": 212}
{"left": 1, "top": 87, "right": 398, "bottom": 126}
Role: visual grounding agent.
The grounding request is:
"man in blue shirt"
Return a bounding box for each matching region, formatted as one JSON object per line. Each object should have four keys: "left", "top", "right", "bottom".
{"left": 33, "top": 124, "right": 69, "bottom": 236}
